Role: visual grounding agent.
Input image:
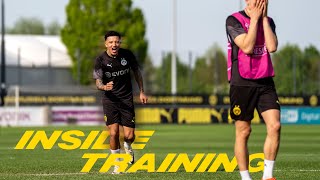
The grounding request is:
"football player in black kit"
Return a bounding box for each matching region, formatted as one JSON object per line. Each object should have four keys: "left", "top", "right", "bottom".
{"left": 93, "top": 30, "right": 148, "bottom": 174}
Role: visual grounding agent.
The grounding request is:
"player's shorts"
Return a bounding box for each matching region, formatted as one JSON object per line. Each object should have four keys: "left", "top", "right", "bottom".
{"left": 230, "top": 85, "right": 280, "bottom": 121}
{"left": 102, "top": 99, "right": 135, "bottom": 128}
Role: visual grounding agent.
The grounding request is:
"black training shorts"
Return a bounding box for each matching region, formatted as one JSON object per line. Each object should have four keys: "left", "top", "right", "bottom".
{"left": 102, "top": 99, "right": 135, "bottom": 128}
{"left": 230, "top": 85, "right": 280, "bottom": 121}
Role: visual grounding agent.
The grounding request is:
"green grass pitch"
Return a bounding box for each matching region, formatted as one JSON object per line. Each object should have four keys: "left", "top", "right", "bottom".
{"left": 0, "top": 124, "right": 319, "bottom": 179}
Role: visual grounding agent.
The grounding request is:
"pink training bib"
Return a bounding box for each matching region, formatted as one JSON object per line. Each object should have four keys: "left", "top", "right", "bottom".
{"left": 227, "top": 12, "right": 275, "bottom": 81}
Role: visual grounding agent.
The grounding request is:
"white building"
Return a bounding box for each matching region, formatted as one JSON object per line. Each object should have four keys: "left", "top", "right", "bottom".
{"left": 1, "top": 34, "right": 75, "bottom": 86}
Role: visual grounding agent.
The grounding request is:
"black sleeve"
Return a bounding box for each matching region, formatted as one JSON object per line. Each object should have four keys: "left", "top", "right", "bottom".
{"left": 269, "top": 18, "right": 276, "bottom": 35}
{"left": 93, "top": 56, "right": 103, "bottom": 80}
{"left": 127, "top": 50, "right": 140, "bottom": 71}
{"left": 226, "top": 16, "right": 246, "bottom": 43}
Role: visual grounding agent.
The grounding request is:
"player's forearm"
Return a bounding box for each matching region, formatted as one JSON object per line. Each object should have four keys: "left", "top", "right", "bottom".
{"left": 134, "top": 70, "right": 145, "bottom": 93}
{"left": 95, "top": 79, "right": 105, "bottom": 91}
{"left": 237, "top": 20, "right": 259, "bottom": 54}
{"left": 263, "top": 17, "right": 278, "bottom": 53}
{"left": 243, "top": 20, "right": 260, "bottom": 54}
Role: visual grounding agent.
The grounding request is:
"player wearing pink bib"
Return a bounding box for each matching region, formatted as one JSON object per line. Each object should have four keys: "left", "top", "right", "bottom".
{"left": 226, "top": 0, "right": 280, "bottom": 180}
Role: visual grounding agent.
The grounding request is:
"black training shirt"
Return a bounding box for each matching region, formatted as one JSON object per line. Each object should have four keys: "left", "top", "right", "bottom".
{"left": 93, "top": 48, "right": 140, "bottom": 101}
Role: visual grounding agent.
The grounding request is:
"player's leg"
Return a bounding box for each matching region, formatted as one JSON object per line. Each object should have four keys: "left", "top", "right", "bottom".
{"left": 261, "top": 109, "right": 280, "bottom": 180}
{"left": 108, "top": 123, "right": 120, "bottom": 150}
{"left": 103, "top": 102, "right": 121, "bottom": 174}
{"left": 123, "top": 126, "right": 135, "bottom": 164}
{"left": 120, "top": 100, "right": 136, "bottom": 164}
{"left": 107, "top": 123, "right": 122, "bottom": 174}
{"left": 123, "top": 126, "right": 135, "bottom": 144}
{"left": 234, "top": 120, "right": 252, "bottom": 179}
{"left": 230, "top": 85, "right": 258, "bottom": 180}
{"left": 258, "top": 86, "right": 281, "bottom": 180}
{"left": 261, "top": 109, "right": 281, "bottom": 160}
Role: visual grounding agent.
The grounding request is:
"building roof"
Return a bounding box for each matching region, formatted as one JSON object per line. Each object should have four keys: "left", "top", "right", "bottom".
{"left": 1, "top": 34, "right": 72, "bottom": 67}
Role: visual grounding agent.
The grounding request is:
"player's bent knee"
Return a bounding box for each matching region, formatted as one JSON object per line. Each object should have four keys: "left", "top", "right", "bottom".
{"left": 268, "top": 121, "right": 281, "bottom": 134}
{"left": 237, "top": 127, "right": 251, "bottom": 139}
{"left": 124, "top": 134, "right": 135, "bottom": 142}
{"left": 109, "top": 131, "right": 120, "bottom": 139}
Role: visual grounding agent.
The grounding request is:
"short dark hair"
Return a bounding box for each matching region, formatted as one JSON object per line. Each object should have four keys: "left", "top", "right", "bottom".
{"left": 104, "top": 31, "right": 121, "bottom": 41}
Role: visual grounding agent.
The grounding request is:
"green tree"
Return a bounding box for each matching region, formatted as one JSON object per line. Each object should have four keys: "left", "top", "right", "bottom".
{"left": 47, "top": 20, "right": 61, "bottom": 35}
{"left": 7, "top": 17, "right": 45, "bottom": 34}
{"left": 273, "top": 44, "right": 320, "bottom": 95}
{"left": 192, "top": 57, "right": 213, "bottom": 93}
{"left": 273, "top": 44, "right": 304, "bottom": 95}
{"left": 141, "top": 55, "right": 157, "bottom": 93}
{"left": 303, "top": 45, "right": 320, "bottom": 94}
{"left": 192, "top": 44, "right": 228, "bottom": 94}
{"left": 61, "top": 0, "right": 147, "bottom": 85}
{"left": 155, "top": 53, "right": 190, "bottom": 94}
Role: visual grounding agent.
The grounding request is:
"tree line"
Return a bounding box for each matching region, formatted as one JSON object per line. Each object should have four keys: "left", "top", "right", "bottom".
{"left": 6, "top": 17, "right": 61, "bottom": 35}
{"left": 144, "top": 44, "right": 320, "bottom": 95}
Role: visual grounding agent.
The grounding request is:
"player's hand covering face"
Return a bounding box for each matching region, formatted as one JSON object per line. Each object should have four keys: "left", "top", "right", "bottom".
{"left": 105, "top": 36, "right": 121, "bottom": 57}
{"left": 245, "top": 0, "right": 264, "bottom": 20}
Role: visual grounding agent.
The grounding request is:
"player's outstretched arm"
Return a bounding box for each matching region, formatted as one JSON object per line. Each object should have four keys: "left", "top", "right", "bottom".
{"left": 133, "top": 69, "right": 148, "bottom": 104}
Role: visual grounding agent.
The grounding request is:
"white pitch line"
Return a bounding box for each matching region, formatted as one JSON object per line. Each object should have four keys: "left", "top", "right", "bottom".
{"left": 1, "top": 170, "right": 320, "bottom": 176}
{"left": 275, "top": 170, "right": 320, "bottom": 172}
{"left": 0, "top": 173, "right": 87, "bottom": 176}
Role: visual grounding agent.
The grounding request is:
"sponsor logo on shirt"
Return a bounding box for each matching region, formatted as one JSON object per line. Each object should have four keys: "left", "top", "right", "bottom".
{"left": 252, "top": 45, "right": 267, "bottom": 56}
{"left": 105, "top": 68, "right": 130, "bottom": 78}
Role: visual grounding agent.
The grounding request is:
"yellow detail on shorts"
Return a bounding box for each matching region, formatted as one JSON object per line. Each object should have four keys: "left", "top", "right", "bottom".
{"left": 233, "top": 105, "right": 241, "bottom": 116}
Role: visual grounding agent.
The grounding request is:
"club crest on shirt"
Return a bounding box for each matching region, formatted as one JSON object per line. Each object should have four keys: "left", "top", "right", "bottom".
{"left": 121, "top": 58, "right": 127, "bottom": 66}
{"left": 233, "top": 105, "right": 241, "bottom": 116}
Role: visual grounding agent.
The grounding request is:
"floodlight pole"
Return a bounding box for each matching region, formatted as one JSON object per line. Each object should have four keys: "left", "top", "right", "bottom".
{"left": 171, "top": 0, "right": 177, "bottom": 95}
{"left": 0, "top": 0, "right": 6, "bottom": 106}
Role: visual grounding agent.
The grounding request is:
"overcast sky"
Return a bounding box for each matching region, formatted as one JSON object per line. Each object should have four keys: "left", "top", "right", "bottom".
{"left": 4, "top": 0, "right": 320, "bottom": 66}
